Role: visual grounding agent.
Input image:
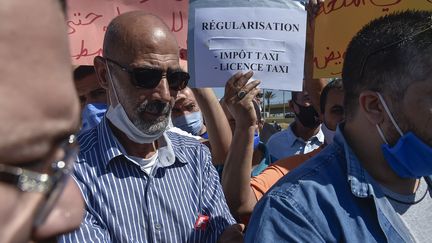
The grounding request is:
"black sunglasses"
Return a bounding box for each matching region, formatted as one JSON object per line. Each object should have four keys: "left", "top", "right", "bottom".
{"left": 359, "top": 23, "right": 432, "bottom": 79}
{"left": 105, "top": 57, "right": 189, "bottom": 91}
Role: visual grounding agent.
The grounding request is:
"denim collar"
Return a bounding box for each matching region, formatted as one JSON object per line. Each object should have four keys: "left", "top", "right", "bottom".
{"left": 335, "top": 124, "right": 432, "bottom": 199}
{"left": 97, "top": 117, "right": 178, "bottom": 169}
{"left": 333, "top": 124, "right": 372, "bottom": 198}
{"left": 334, "top": 123, "right": 426, "bottom": 242}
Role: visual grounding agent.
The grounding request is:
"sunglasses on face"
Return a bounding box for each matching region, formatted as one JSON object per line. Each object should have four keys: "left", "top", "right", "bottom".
{"left": 105, "top": 57, "right": 189, "bottom": 91}
{"left": 0, "top": 134, "right": 78, "bottom": 226}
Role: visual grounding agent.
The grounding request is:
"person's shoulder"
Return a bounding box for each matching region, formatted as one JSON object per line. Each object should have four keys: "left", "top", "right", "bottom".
{"left": 166, "top": 130, "right": 203, "bottom": 148}
{"left": 77, "top": 127, "right": 100, "bottom": 155}
{"left": 267, "top": 129, "right": 291, "bottom": 144}
{"left": 271, "top": 147, "right": 322, "bottom": 171}
{"left": 169, "top": 127, "right": 202, "bottom": 140}
{"left": 166, "top": 130, "right": 211, "bottom": 165}
{"left": 267, "top": 144, "right": 346, "bottom": 199}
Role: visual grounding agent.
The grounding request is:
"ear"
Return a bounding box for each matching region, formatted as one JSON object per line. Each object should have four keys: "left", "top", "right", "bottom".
{"left": 94, "top": 56, "right": 109, "bottom": 89}
{"left": 358, "top": 90, "right": 385, "bottom": 125}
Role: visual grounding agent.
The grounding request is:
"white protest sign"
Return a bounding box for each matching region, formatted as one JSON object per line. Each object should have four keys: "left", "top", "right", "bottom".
{"left": 191, "top": 7, "right": 306, "bottom": 90}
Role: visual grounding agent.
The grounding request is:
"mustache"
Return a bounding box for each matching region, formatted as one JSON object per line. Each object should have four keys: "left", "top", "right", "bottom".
{"left": 137, "top": 100, "right": 171, "bottom": 115}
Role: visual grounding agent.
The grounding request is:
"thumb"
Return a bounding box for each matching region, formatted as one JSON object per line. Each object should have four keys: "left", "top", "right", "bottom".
{"left": 233, "top": 223, "right": 245, "bottom": 232}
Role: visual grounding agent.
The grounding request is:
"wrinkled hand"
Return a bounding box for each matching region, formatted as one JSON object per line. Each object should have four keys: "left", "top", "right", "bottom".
{"left": 223, "top": 71, "right": 260, "bottom": 128}
{"left": 218, "top": 223, "right": 245, "bottom": 243}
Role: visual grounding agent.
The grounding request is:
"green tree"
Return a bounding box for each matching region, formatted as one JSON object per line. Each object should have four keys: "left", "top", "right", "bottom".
{"left": 264, "top": 91, "right": 276, "bottom": 116}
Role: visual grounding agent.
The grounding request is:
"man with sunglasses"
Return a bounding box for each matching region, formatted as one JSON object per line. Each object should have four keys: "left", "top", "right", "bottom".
{"left": 245, "top": 10, "right": 432, "bottom": 242}
{"left": 0, "top": 0, "right": 85, "bottom": 242}
{"left": 59, "top": 11, "right": 235, "bottom": 242}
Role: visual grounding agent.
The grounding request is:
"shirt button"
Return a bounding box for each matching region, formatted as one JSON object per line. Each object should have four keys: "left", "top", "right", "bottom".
{"left": 155, "top": 223, "right": 162, "bottom": 231}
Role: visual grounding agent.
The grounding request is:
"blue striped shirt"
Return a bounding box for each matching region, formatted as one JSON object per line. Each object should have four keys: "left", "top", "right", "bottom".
{"left": 59, "top": 118, "right": 235, "bottom": 242}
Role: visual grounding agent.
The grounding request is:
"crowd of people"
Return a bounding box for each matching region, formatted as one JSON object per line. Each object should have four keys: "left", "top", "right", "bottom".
{"left": 0, "top": 0, "right": 431, "bottom": 242}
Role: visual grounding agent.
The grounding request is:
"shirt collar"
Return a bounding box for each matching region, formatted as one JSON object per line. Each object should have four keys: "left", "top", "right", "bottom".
{"left": 334, "top": 123, "right": 372, "bottom": 198}
{"left": 97, "top": 117, "right": 177, "bottom": 168}
{"left": 287, "top": 123, "right": 325, "bottom": 147}
{"left": 287, "top": 123, "right": 299, "bottom": 147}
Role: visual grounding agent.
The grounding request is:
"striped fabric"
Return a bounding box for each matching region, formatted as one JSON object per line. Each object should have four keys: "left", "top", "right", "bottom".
{"left": 59, "top": 118, "right": 235, "bottom": 243}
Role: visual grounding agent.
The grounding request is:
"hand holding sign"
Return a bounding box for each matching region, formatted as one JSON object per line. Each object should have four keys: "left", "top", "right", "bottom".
{"left": 224, "top": 72, "right": 261, "bottom": 128}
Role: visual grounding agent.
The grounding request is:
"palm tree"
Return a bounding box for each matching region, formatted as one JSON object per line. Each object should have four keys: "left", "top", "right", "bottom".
{"left": 264, "top": 91, "right": 276, "bottom": 116}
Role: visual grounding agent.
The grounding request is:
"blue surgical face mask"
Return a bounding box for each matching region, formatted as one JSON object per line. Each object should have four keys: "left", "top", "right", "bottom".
{"left": 172, "top": 111, "right": 203, "bottom": 136}
{"left": 81, "top": 103, "right": 107, "bottom": 133}
{"left": 376, "top": 92, "right": 432, "bottom": 178}
{"left": 253, "top": 131, "right": 260, "bottom": 150}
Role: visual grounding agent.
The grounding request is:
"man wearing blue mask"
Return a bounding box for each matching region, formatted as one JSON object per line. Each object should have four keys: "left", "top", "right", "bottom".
{"left": 172, "top": 87, "right": 207, "bottom": 137}
{"left": 74, "top": 65, "right": 108, "bottom": 110}
{"left": 246, "top": 10, "right": 432, "bottom": 242}
{"left": 60, "top": 12, "right": 234, "bottom": 242}
{"left": 171, "top": 87, "right": 233, "bottom": 167}
{"left": 73, "top": 65, "right": 108, "bottom": 132}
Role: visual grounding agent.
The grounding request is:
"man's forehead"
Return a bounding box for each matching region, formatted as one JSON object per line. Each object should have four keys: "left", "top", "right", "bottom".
{"left": 323, "top": 88, "right": 342, "bottom": 104}
{"left": 105, "top": 13, "right": 179, "bottom": 62}
{"left": 129, "top": 53, "right": 180, "bottom": 65}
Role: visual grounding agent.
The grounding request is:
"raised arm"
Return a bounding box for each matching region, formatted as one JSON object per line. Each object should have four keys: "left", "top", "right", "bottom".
{"left": 221, "top": 71, "right": 260, "bottom": 219}
{"left": 192, "top": 88, "right": 232, "bottom": 165}
{"left": 304, "top": 0, "right": 327, "bottom": 114}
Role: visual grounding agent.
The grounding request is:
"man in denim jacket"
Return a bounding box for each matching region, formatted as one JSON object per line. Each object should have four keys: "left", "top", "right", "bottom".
{"left": 246, "top": 10, "right": 432, "bottom": 242}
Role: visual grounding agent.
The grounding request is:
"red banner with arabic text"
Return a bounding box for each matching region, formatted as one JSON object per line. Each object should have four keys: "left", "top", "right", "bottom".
{"left": 67, "top": 0, "right": 188, "bottom": 66}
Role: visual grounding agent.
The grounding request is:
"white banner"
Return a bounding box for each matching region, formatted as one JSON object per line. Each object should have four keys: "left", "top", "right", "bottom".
{"left": 190, "top": 7, "right": 306, "bottom": 90}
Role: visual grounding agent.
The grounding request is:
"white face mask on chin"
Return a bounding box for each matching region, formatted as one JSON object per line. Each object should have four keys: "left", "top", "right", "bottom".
{"left": 321, "top": 122, "right": 336, "bottom": 145}
{"left": 105, "top": 62, "right": 169, "bottom": 144}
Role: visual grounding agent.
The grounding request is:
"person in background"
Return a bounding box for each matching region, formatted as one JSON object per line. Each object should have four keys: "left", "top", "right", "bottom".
{"left": 266, "top": 90, "right": 324, "bottom": 162}
{"left": 319, "top": 79, "right": 345, "bottom": 144}
{"left": 172, "top": 87, "right": 207, "bottom": 137}
{"left": 0, "top": 0, "right": 84, "bottom": 242}
{"left": 263, "top": 0, "right": 326, "bottom": 163}
{"left": 73, "top": 65, "right": 108, "bottom": 132}
{"left": 73, "top": 65, "right": 107, "bottom": 109}
{"left": 246, "top": 10, "right": 432, "bottom": 242}
{"left": 60, "top": 12, "right": 235, "bottom": 242}
{"left": 171, "top": 86, "right": 232, "bottom": 165}
{"left": 222, "top": 79, "right": 344, "bottom": 222}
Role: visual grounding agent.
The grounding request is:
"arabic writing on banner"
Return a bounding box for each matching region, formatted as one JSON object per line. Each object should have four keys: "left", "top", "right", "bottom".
{"left": 192, "top": 7, "right": 307, "bottom": 90}
{"left": 67, "top": 0, "right": 188, "bottom": 65}
{"left": 313, "top": 0, "right": 432, "bottom": 78}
